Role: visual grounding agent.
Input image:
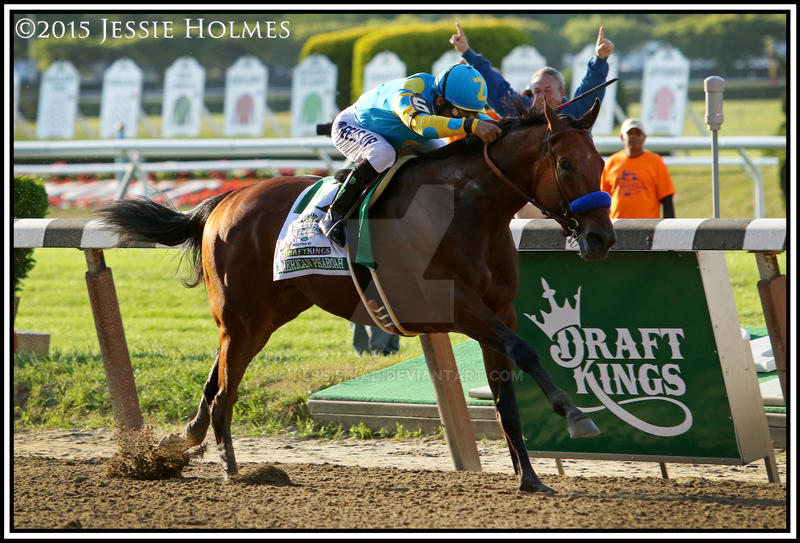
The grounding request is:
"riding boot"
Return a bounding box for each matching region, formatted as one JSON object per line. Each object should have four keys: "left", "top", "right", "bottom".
{"left": 319, "top": 160, "right": 380, "bottom": 247}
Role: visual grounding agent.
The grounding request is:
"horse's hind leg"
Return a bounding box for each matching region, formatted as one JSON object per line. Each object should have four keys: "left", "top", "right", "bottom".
{"left": 210, "top": 328, "right": 264, "bottom": 478}
{"left": 480, "top": 345, "right": 554, "bottom": 494}
{"left": 208, "top": 288, "right": 313, "bottom": 479}
{"left": 158, "top": 348, "right": 219, "bottom": 452}
{"left": 182, "top": 348, "right": 220, "bottom": 446}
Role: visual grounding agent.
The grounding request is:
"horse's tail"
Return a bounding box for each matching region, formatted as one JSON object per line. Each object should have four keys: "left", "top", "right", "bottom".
{"left": 96, "top": 191, "right": 232, "bottom": 288}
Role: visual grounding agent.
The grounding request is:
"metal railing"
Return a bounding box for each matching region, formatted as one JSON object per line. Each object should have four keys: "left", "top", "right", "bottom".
{"left": 13, "top": 135, "right": 785, "bottom": 217}
{"left": 13, "top": 135, "right": 786, "bottom": 160}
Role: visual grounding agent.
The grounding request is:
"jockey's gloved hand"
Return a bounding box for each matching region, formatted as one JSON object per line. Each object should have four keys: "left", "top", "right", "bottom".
{"left": 474, "top": 120, "right": 502, "bottom": 143}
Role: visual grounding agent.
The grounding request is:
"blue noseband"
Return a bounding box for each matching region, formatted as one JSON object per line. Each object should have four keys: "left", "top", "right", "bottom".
{"left": 569, "top": 191, "right": 611, "bottom": 214}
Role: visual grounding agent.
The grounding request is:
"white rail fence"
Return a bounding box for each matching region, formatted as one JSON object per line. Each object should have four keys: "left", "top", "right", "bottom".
{"left": 13, "top": 217, "right": 788, "bottom": 473}
{"left": 14, "top": 135, "right": 785, "bottom": 216}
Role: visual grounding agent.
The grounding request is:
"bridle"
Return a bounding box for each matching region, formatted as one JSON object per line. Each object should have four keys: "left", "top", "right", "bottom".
{"left": 482, "top": 127, "right": 610, "bottom": 241}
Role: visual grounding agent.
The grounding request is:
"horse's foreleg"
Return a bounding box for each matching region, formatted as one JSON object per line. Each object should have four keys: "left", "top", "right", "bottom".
{"left": 455, "top": 293, "right": 598, "bottom": 490}
{"left": 509, "top": 341, "right": 599, "bottom": 439}
{"left": 506, "top": 341, "right": 600, "bottom": 439}
{"left": 480, "top": 344, "right": 554, "bottom": 493}
{"left": 458, "top": 296, "right": 594, "bottom": 430}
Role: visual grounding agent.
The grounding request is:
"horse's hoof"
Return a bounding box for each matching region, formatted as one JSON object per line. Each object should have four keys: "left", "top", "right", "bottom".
{"left": 157, "top": 433, "right": 189, "bottom": 452}
{"left": 520, "top": 480, "right": 557, "bottom": 494}
{"left": 567, "top": 416, "right": 601, "bottom": 438}
{"left": 185, "top": 444, "right": 207, "bottom": 459}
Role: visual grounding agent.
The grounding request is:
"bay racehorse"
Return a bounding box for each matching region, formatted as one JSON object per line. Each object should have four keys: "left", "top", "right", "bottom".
{"left": 97, "top": 98, "right": 615, "bottom": 492}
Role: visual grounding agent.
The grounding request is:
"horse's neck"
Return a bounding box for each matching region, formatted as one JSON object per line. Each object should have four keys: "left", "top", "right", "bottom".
{"left": 465, "top": 127, "right": 547, "bottom": 225}
{"left": 392, "top": 127, "right": 547, "bottom": 233}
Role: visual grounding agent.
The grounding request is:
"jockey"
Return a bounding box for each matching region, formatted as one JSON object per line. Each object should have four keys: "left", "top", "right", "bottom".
{"left": 320, "top": 63, "right": 503, "bottom": 247}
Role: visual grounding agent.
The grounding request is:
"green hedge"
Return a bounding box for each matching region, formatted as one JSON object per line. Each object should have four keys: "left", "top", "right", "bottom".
{"left": 13, "top": 176, "right": 49, "bottom": 295}
{"left": 299, "top": 26, "right": 374, "bottom": 110}
{"left": 351, "top": 20, "right": 530, "bottom": 102}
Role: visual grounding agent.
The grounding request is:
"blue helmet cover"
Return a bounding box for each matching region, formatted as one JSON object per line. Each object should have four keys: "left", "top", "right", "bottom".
{"left": 435, "top": 64, "right": 487, "bottom": 112}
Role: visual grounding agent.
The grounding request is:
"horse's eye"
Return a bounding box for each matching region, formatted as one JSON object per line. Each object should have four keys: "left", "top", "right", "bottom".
{"left": 558, "top": 158, "right": 570, "bottom": 171}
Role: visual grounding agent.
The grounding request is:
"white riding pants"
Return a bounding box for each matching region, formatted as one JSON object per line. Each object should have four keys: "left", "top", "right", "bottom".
{"left": 331, "top": 106, "right": 446, "bottom": 173}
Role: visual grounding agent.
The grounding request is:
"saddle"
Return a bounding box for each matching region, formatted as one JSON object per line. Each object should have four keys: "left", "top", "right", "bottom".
{"left": 334, "top": 154, "right": 417, "bottom": 221}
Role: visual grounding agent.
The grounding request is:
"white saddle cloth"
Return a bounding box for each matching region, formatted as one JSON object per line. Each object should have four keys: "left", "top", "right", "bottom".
{"left": 273, "top": 178, "right": 350, "bottom": 281}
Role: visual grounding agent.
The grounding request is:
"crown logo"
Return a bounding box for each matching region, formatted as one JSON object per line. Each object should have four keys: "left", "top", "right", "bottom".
{"left": 524, "top": 278, "right": 581, "bottom": 339}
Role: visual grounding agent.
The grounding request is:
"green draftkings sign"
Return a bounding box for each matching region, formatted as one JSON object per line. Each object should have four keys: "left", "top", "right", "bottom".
{"left": 513, "top": 251, "right": 740, "bottom": 460}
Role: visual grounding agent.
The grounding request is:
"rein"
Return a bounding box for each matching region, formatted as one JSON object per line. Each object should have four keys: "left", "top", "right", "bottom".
{"left": 483, "top": 127, "right": 610, "bottom": 239}
{"left": 482, "top": 142, "right": 568, "bottom": 229}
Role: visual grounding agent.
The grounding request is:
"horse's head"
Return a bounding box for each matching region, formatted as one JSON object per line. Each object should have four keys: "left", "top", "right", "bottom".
{"left": 415, "top": 98, "right": 615, "bottom": 261}
{"left": 530, "top": 98, "right": 615, "bottom": 261}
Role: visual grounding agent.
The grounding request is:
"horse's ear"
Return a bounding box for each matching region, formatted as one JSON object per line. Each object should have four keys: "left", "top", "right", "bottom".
{"left": 577, "top": 98, "right": 602, "bottom": 130}
{"left": 543, "top": 98, "right": 559, "bottom": 131}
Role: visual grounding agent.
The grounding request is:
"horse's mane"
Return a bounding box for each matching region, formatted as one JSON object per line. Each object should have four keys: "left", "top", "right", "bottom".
{"left": 418, "top": 94, "right": 582, "bottom": 161}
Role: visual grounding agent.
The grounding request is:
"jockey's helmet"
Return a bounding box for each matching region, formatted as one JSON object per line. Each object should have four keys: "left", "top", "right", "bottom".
{"left": 435, "top": 64, "right": 487, "bottom": 112}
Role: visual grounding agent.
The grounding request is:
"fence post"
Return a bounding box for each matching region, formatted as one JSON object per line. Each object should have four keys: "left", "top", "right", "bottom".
{"left": 419, "top": 333, "right": 482, "bottom": 472}
{"left": 84, "top": 248, "right": 144, "bottom": 431}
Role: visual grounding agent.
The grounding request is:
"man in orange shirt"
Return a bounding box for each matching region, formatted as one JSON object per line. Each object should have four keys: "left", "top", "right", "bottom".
{"left": 600, "top": 118, "right": 676, "bottom": 218}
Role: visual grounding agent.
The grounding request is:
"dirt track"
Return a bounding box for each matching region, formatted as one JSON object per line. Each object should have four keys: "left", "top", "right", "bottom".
{"left": 10, "top": 429, "right": 789, "bottom": 532}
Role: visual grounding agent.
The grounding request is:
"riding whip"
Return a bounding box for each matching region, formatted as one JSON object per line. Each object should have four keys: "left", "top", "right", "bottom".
{"left": 554, "top": 77, "right": 618, "bottom": 111}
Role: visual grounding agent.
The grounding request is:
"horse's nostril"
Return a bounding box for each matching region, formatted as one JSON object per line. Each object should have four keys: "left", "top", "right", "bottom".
{"left": 580, "top": 231, "right": 615, "bottom": 262}
{"left": 585, "top": 232, "right": 603, "bottom": 249}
